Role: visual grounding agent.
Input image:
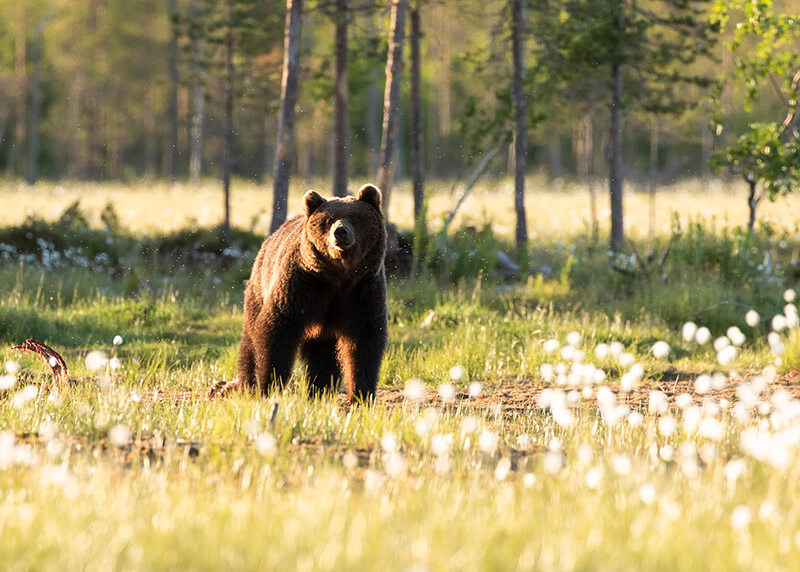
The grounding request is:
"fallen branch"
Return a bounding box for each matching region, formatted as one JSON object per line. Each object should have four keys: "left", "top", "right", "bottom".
{"left": 609, "top": 238, "right": 674, "bottom": 278}
{"left": 11, "top": 339, "right": 70, "bottom": 386}
{"left": 444, "top": 136, "right": 509, "bottom": 233}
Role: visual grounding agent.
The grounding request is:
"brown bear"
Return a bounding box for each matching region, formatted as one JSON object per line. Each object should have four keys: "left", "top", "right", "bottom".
{"left": 237, "top": 184, "right": 387, "bottom": 402}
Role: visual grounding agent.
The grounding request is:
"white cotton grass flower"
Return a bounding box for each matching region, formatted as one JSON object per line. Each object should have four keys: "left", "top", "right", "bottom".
{"left": 566, "top": 331, "right": 582, "bottom": 347}
{"left": 85, "top": 350, "right": 108, "bottom": 372}
{"left": 718, "top": 345, "right": 738, "bottom": 366}
{"left": 786, "top": 311, "right": 799, "bottom": 329}
{"left": 342, "top": 451, "right": 358, "bottom": 470}
{"left": 648, "top": 390, "right": 668, "bottom": 414}
{"left": 381, "top": 432, "right": 399, "bottom": 453}
{"left": 651, "top": 341, "right": 670, "bottom": 360}
{"left": 256, "top": 432, "right": 277, "bottom": 457}
{"left": 713, "top": 336, "right": 730, "bottom": 352}
{"left": 594, "top": 343, "right": 609, "bottom": 360}
{"left": 468, "top": 382, "right": 482, "bottom": 397}
{"left": 676, "top": 393, "right": 693, "bottom": 409}
{"left": 613, "top": 453, "right": 632, "bottom": 475}
{"left": 113, "top": 335, "right": 124, "bottom": 346}
{"left": 543, "top": 339, "right": 560, "bottom": 354}
{"left": 449, "top": 364, "right": 466, "bottom": 381}
{"left": 404, "top": 378, "right": 426, "bottom": 402}
{"left": 430, "top": 433, "right": 452, "bottom": 457}
{"left": 543, "top": 451, "right": 564, "bottom": 475}
{"left": 694, "top": 374, "right": 712, "bottom": 394}
{"left": 726, "top": 327, "right": 746, "bottom": 346}
{"left": 699, "top": 418, "right": 725, "bottom": 441}
{"left": 785, "top": 289, "right": 797, "bottom": 303}
{"left": 516, "top": 433, "right": 532, "bottom": 449}
{"left": 609, "top": 341, "right": 624, "bottom": 358}
{"left": 620, "top": 372, "right": 637, "bottom": 393}
{"left": 108, "top": 424, "right": 131, "bottom": 446}
{"left": 5, "top": 360, "right": 20, "bottom": 374}
{"left": 539, "top": 363, "right": 555, "bottom": 382}
{"left": 478, "top": 429, "right": 498, "bottom": 454}
{"left": 0, "top": 375, "right": 15, "bottom": 391}
{"left": 585, "top": 466, "right": 603, "bottom": 489}
{"left": 745, "top": 309, "right": 760, "bottom": 327}
{"left": 494, "top": 457, "right": 511, "bottom": 481}
{"left": 695, "top": 327, "right": 711, "bottom": 345}
{"left": 12, "top": 385, "right": 38, "bottom": 409}
{"left": 731, "top": 505, "right": 752, "bottom": 531}
{"left": 711, "top": 372, "right": 728, "bottom": 390}
{"left": 414, "top": 416, "right": 432, "bottom": 437}
{"left": 639, "top": 483, "right": 657, "bottom": 505}
{"left": 619, "top": 352, "right": 636, "bottom": 369}
{"left": 682, "top": 321, "right": 698, "bottom": 342}
{"left": 523, "top": 473, "right": 537, "bottom": 488}
{"left": 438, "top": 382, "right": 456, "bottom": 404}
{"left": 772, "top": 314, "right": 787, "bottom": 332}
{"left": 627, "top": 411, "right": 644, "bottom": 427}
{"left": 658, "top": 416, "right": 678, "bottom": 437}
{"left": 109, "top": 357, "right": 121, "bottom": 371}
{"left": 383, "top": 452, "right": 407, "bottom": 477}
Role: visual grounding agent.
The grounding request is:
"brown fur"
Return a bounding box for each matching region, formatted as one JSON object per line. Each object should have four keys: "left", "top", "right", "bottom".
{"left": 237, "top": 184, "right": 388, "bottom": 402}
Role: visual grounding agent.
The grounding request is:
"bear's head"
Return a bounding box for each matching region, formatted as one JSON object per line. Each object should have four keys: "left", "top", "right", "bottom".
{"left": 302, "top": 184, "right": 386, "bottom": 277}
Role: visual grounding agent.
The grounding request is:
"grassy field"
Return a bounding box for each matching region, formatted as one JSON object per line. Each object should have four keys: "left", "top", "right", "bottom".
{"left": 2, "top": 179, "right": 800, "bottom": 569}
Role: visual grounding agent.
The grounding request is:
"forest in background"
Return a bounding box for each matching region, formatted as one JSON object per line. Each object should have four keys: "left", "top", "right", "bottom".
{"left": 1, "top": 0, "right": 796, "bottom": 187}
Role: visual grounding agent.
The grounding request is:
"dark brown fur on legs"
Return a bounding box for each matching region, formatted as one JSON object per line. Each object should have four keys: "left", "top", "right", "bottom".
{"left": 237, "top": 184, "right": 388, "bottom": 402}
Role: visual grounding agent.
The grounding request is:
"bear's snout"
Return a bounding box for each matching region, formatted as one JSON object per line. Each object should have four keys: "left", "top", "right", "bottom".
{"left": 329, "top": 221, "right": 354, "bottom": 251}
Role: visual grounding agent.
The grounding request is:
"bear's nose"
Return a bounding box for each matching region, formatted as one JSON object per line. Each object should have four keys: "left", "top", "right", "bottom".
{"left": 331, "top": 222, "right": 354, "bottom": 250}
{"left": 334, "top": 226, "right": 350, "bottom": 242}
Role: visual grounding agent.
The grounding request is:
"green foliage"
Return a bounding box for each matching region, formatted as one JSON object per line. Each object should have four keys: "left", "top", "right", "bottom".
{"left": 548, "top": 0, "right": 717, "bottom": 114}
{"left": 709, "top": 0, "right": 800, "bottom": 210}
{"left": 710, "top": 122, "right": 800, "bottom": 199}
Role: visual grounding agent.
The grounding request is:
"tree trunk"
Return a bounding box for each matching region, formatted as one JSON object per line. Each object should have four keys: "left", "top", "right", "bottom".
{"left": 608, "top": 57, "right": 624, "bottom": 252}
{"left": 548, "top": 129, "right": 562, "bottom": 181}
{"left": 188, "top": 1, "right": 206, "bottom": 185}
{"left": 270, "top": 0, "right": 303, "bottom": 233}
{"left": 376, "top": 0, "right": 408, "bottom": 219}
{"left": 222, "top": 0, "right": 235, "bottom": 247}
{"left": 436, "top": 3, "right": 451, "bottom": 138}
{"left": 87, "top": 0, "right": 106, "bottom": 180}
{"left": 511, "top": 0, "right": 528, "bottom": 264}
{"left": 332, "top": 0, "right": 349, "bottom": 197}
{"left": 143, "top": 84, "right": 156, "bottom": 180}
{"left": 26, "top": 17, "right": 46, "bottom": 185}
{"left": 409, "top": 4, "right": 424, "bottom": 222}
{"left": 163, "top": 0, "right": 179, "bottom": 182}
{"left": 67, "top": 78, "right": 82, "bottom": 179}
{"left": 13, "top": 1, "right": 26, "bottom": 178}
{"left": 189, "top": 79, "right": 205, "bottom": 185}
{"left": 648, "top": 114, "right": 658, "bottom": 237}
{"left": 577, "top": 109, "right": 597, "bottom": 242}
{"left": 747, "top": 177, "right": 760, "bottom": 231}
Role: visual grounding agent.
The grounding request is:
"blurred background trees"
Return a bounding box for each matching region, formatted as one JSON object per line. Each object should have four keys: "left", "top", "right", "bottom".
{"left": 0, "top": 0, "right": 798, "bottom": 235}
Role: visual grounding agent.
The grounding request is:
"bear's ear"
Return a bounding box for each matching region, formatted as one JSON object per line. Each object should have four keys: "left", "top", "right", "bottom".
{"left": 357, "top": 184, "right": 382, "bottom": 211}
{"left": 304, "top": 190, "right": 327, "bottom": 216}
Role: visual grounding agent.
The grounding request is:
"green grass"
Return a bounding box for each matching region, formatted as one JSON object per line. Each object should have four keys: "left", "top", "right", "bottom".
{"left": 2, "top": 205, "right": 800, "bottom": 569}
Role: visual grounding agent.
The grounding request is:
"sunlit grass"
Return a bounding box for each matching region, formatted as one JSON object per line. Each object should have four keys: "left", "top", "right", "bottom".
{"left": 2, "top": 181, "right": 800, "bottom": 568}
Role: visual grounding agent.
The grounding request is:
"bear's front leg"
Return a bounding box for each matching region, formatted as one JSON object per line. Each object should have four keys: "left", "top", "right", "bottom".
{"left": 338, "top": 278, "right": 388, "bottom": 403}
{"left": 251, "top": 312, "right": 304, "bottom": 396}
